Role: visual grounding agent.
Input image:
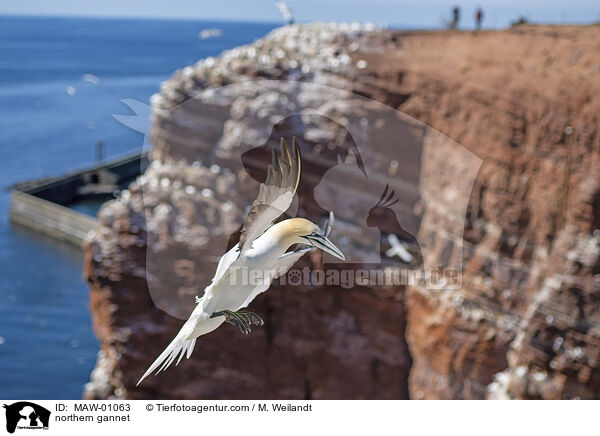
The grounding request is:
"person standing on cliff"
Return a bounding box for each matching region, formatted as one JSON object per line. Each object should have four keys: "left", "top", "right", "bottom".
{"left": 450, "top": 6, "right": 460, "bottom": 29}
{"left": 475, "top": 7, "right": 483, "bottom": 31}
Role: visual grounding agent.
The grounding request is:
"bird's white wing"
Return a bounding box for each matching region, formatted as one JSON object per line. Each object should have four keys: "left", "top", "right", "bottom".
{"left": 238, "top": 137, "right": 301, "bottom": 254}
{"left": 237, "top": 246, "right": 313, "bottom": 309}
{"left": 194, "top": 242, "right": 242, "bottom": 306}
{"left": 202, "top": 246, "right": 313, "bottom": 316}
{"left": 209, "top": 243, "right": 241, "bottom": 288}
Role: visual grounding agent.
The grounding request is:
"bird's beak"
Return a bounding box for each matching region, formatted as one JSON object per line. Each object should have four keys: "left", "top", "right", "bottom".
{"left": 316, "top": 235, "right": 345, "bottom": 260}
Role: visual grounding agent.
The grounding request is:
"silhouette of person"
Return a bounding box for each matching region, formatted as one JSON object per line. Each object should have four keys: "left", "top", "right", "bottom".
{"left": 451, "top": 6, "right": 461, "bottom": 29}
{"left": 475, "top": 7, "right": 483, "bottom": 31}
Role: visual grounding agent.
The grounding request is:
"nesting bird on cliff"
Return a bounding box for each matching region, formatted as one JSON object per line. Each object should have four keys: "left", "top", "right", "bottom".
{"left": 138, "top": 138, "right": 345, "bottom": 385}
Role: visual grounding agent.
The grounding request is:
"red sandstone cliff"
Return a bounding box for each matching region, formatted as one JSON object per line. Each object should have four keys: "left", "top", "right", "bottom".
{"left": 83, "top": 24, "right": 600, "bottom": 399}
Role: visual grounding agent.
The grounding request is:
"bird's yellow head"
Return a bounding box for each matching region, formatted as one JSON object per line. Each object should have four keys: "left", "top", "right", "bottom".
{"left": 274, "top": 218, "right": 345, "bottom": 260}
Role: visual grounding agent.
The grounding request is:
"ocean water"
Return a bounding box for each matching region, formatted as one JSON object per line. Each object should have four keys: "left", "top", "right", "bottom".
{"left": 0, "top": 15, "right": 276, "bottom": 399}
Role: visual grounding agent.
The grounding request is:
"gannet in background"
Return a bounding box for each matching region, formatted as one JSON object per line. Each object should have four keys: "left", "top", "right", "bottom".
{"left": 275, "top": 0, "right": 294, "bottom": 25}
{"left": 138, "top": 138, "right": 344, "bottom": 385}
{"left": 386, "top": 234, "right": 413, "bottom": 263}
{"left": 366, "top": 184, "right": 422, "bottom": 266}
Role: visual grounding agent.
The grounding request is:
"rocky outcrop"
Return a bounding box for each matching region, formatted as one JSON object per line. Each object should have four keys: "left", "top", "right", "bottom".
{"left": 84, "top": 24, "right": 600, "bottom": 399}
{"left": 375, "top": 25, "right": 600, "bottom": 399}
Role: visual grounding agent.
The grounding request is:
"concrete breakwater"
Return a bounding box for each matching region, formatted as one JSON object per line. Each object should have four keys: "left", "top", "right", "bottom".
{"left": 9, "top": 150, "right": 148, "bottom": 246}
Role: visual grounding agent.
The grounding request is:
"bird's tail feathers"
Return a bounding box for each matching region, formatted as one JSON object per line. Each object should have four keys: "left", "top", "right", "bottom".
{"left": 136, "top": 319, "right": 197, "bottom": 386}
{"left": 136, "top": 309, "right": 225, "bottom": 386}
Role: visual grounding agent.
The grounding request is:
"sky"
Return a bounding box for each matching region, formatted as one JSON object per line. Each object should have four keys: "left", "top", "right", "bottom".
{"left": 1, "top": 0, "right": 598, "bottom": 29}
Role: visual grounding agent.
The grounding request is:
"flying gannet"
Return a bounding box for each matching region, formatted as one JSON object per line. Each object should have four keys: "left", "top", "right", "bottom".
{"left": 275, "top": 0, "right": 294, "bottom": 25}
{"left": 138, "top": 138, "right": 345, "bottom": 385}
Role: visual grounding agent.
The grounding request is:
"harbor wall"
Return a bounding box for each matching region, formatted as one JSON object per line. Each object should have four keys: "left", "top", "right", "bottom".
{"left": 9, "top": 150, "right": 148, "bottom": 246}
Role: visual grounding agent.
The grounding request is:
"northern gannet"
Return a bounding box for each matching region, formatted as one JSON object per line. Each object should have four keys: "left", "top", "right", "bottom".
{"left": 386, "top": 233, "right": 413, "bottom": 263}
{"left": 138, "top": 138, "right": 344, "bottom": 385}
{"left": 275, "top": 0, "right": 294, "bottom": 25}
{"left": 366, "top": 184, "right": 422, "bottom": 266}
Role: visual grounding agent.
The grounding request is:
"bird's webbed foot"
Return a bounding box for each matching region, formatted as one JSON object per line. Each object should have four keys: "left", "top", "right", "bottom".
{"left": 211, "top": 309, "right": 264, "bottom": 335}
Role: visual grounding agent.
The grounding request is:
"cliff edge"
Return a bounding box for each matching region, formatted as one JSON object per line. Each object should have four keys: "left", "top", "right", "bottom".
{"left": 84, "top": 23, "right": 600, "bottom": 399}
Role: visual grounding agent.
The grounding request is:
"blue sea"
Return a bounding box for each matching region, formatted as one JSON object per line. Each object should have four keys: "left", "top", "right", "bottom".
{"left": 0, "top": 15, "right": 276, "bottom": 399}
